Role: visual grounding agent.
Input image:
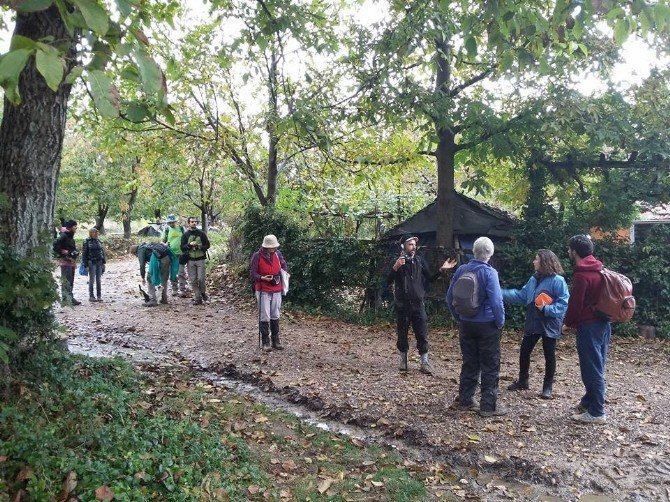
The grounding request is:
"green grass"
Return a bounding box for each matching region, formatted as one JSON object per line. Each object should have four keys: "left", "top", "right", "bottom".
{"left": 0, "top": 347, "right": 429, "bottom": 501}
{"left": 0, "top": 350, "right": 267, "bottom": 501}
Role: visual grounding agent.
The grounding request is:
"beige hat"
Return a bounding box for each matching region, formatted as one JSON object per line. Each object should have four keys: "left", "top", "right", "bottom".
{"left": 262, "top": 234, "right": 280, "bottom": 248}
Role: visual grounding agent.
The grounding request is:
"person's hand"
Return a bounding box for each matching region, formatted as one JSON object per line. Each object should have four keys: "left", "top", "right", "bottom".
{"left": 440, "top": 258, "right": 458, "bottom": 272}
{"left": 262, "top": 275, "right": 273, "bottom": 282}
{"left": 60, "top": 249, "right": 69, "bottom": 255}
{"left": 562, "top": 324, "right": 574, "bottom": 335}
{"left": 393, "top": 256, "right": 406, "bottom": 271}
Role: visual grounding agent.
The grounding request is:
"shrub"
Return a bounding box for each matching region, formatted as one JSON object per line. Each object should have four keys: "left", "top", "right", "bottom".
{"left": 0, "top": 244, "right": 57, "bottom": 364}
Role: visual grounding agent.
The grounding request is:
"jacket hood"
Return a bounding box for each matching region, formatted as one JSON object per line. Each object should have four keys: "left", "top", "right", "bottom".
{"left": 574, "top": 255, "right": 603, "bottom": 272}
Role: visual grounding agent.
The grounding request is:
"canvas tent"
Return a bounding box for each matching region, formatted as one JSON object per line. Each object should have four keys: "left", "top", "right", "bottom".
{"left": 384, "top": 192, "right": 514, "bottom": 249}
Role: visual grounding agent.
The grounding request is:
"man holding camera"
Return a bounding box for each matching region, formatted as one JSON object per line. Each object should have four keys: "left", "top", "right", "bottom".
{"left": 388, "top": 234, "right": 457, "bottom": 375}
{"left": 250, "top": 234, "right": 289, "bottom": 351}
{"left": 181, "top": 217, "right": 210, "bottom": 305}
{"left": 53, "top": 219, "right": 81, "bottom": 306}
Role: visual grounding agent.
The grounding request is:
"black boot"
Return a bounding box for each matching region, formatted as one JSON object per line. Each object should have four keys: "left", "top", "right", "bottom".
{"left": 270, "top": 319, "right": 284, "bottom": 350}
{"left": 541, "top": 379, "right": 553, "bottom": 399}
{"left": 260, "top": 322, "right": 271, "bottom": 351}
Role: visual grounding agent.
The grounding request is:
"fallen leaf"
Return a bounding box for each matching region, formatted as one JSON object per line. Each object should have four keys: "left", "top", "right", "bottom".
{"left": 318, "top": 478, "right": 334, "bottom": 494}
{"left": 60, "top": 471, "right": 78, "bottom": 498}
{"left": 281, "top": 459, "right": 298, "bottom": 471}
{"left": 254, "top": 414, "right": 268, "bottom": 423}
{"left": 371, "top": 480, "right": 384, "bottom": 487}
{"left": 247, "top": 485, "right": 260, "bottom": 495}
{"left": 16, "top": 466, "right": 33, "bottom": 482}
{"left": 95, "top": 485, "right": 114, "bottom": 501}
{"left": 484, "top": 455, "right": 497, "bottom": 463}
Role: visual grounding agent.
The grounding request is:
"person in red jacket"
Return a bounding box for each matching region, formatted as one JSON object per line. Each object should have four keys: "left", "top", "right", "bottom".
{"left": 564, "top": 234, "right": 609, "bottom": 424}
{"left": 250, "top": 234, "right": 289, "bottom": 351}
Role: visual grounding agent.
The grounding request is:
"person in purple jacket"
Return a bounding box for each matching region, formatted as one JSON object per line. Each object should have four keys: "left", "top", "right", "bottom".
{"left": 447, "top": 237, "right": 506, "bottom": 417}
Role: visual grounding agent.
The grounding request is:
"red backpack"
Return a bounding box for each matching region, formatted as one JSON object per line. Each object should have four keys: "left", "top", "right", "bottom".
{"left": 592, "top": 268, "right": 636, "bottom": 322}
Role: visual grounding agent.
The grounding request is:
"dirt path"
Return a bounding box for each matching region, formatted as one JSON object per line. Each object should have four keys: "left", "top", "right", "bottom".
{"left": 58, "top": 258, "right": 670, "bottom": 500}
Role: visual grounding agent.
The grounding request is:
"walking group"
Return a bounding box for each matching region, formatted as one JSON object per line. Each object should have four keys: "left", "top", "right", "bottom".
{"left": 56, "top": 220, "right": 625, "bottom": 425}
{"left": 54, "top": 214, "right": 211, "bottom": 307}
{"left": 391, "top": 233, "right": 623, "bottom": 425}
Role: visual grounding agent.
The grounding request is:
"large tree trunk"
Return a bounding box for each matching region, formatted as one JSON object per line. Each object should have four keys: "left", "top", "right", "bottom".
{"left": 0, "top": 7, "right": 76, "bottom": 256}
{"left": 95, "top": 202, "right": 109, "bottom": 235}
{"left": 266, "top": 50, "right": 279, "bottom": 207}
{"left": 435, "top": 133, "right": 457, "bottom": 248}
{"left": 433, "top": 37, "right": 456, "bottom": 248}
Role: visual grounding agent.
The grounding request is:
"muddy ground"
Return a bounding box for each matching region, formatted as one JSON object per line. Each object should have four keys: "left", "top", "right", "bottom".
{"left": 57, "top": 258, "right": 670, "bottom": 501}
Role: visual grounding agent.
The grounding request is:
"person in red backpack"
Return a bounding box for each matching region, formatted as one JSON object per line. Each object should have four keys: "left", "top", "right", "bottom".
{"left": 250, "top": 234, "right": 289, "bottom": 351}
{"left": 565, "top": 234, "right": 610, "bottom": 424}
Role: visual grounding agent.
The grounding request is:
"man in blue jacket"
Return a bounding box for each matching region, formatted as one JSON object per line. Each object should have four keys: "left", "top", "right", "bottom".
{"left": 447, "top": 236, "right": 506, "bottom": 417}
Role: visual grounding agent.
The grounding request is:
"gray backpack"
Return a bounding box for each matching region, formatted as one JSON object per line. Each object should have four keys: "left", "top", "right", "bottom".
{"left": 452, "top": 270, "right": 480, "bottom": 317}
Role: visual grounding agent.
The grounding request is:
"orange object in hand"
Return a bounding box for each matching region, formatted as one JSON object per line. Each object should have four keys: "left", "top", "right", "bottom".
{"left": 535, "top": 292, "right": 553, "bottom": 308}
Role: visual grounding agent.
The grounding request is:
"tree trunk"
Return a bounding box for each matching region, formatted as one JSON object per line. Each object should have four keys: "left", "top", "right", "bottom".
{"left": 95, "top": 203, "right": 108, "bottom": 234}
{"left": 524, "top": 160, "right": 548, "bottom": 221}
{"left": 0, "top": 7, "right": 76, "bottom": 256}
{"left": 433, "top": 36, "right": 456, "bottom": 248}
{"left": 435, "top": 133, "right": 457, "bottom": 248}
{"left": 266, "top": 50, "right": 279, "bottom": 207}
{"left": 121, "top": 158, "right": 139, "bottom": 238}
{"left": 121, "top": 187, "right": 137, "bottom": 239}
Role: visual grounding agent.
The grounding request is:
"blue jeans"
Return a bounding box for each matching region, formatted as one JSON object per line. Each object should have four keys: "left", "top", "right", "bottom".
{"left": 88, "top": 261, "right": 103, "bottom": 298}
{"left": 576, "top": 320, "right": 611, "bottom": 417}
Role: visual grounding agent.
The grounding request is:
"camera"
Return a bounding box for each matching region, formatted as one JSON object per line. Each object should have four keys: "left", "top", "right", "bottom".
{"left": 401, "top": 253, "right": 413, "bottom": 264}
{"left": 69, "top": 250, "right": 80, "bottom": 258}
{"left": 271, "top": 274, "right": 281, "bottom": 285}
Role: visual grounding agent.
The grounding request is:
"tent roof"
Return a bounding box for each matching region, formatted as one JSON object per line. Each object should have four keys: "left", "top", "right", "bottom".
{"left": 385, "top": 192, "right": 515, "bottom": 239}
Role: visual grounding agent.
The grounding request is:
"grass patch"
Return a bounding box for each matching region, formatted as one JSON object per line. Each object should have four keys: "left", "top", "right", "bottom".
{"left": 0, "top": 347, "right": 431, "bottom": 500}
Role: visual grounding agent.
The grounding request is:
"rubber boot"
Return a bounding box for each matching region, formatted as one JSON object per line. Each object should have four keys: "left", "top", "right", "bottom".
{"left": 399, "top": 351, "right": 408, "bottom": 372}
{"left": 541, "top": 379, "right": 553, "bottom": 399}
{"left": 270, "top": 319, "right": 284, "bottom": 350}
{"left": 420, "top": 353, "right": 434, "bottom": 375}
{"left": 260, "top": 322, "right": 272, "bottom": 351}
{"left": 508, "top": 353, "right": 530, "bottom": 390}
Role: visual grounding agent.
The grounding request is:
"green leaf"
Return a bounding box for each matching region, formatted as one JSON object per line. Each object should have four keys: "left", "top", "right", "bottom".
{"left": 115, "top": 0, "right": 132, "bottom": 18}
{"left": 72, "top": 0, "right": 110, "bottom": 36}
{"left": 133, "top": 49, "right": 164, "bottom": 96}
{"left": 0, "top": 49, "right": 31, "bottom": 99}
{"left": 464, "top": 36, "right": 477, "bottom": 57}
{"left": 35, "top": 48, "right": 64, "bottom": 91}
{"left": 87, "top": 69, "right": 119, "bottom": 118}
{"left": 613, "top": 18, "right": 629, "bottom": 45}
{"left": 9, "top": 35, "right": 37, "bottom": 51}
{"left": 14, "top": 0, "right": 53, "bottom": 12}
{"left": 64, "top": 65, "right": 84, "bottom": 84}
{"left": 125, "top": 102, "right": 150, "bottom": 122}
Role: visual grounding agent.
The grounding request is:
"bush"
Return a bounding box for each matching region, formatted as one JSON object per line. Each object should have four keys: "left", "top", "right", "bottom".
{"left": 230, "top": 206, "right": 388, "bottom": 311}
{"left": 497, "top": 221, "right": 670, "bottom": 339}
{"left": 0, "top": 245, "right": 57, "bottom": 364}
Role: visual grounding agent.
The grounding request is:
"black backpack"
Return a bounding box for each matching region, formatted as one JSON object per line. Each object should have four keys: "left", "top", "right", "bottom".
{"left": 451, "top": 269, "right": 481, "bottom": 317}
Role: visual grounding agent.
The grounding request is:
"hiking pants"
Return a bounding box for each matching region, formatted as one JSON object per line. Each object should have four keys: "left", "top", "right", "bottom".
{"left": 256, "top": 291, "right": 282, "bottom": 322}
{"left": 170, "top": 262, "right": 187, "bottom": 294}
{"left": 458, "top": 320, "right": 501, "bottom": 412}
{"left": 148, "top": 256, "right": 170, "bottom": 303}
{"left": 517, "top": 334, "right": 557, "bottom": 385}
{"left": 187, "top": 259, "right": 206, "bottom": 301}
{"left": 87, "top": 260, "right": 103, "bottom": 299}
{"left": 395, "top": 300, "right": 428, "bottom": 355}
{"left": 60, "top": 264, "right": 75, "bottom": 302}
{"left": 576, "top": 320, "right": 611, "bottom": 417}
